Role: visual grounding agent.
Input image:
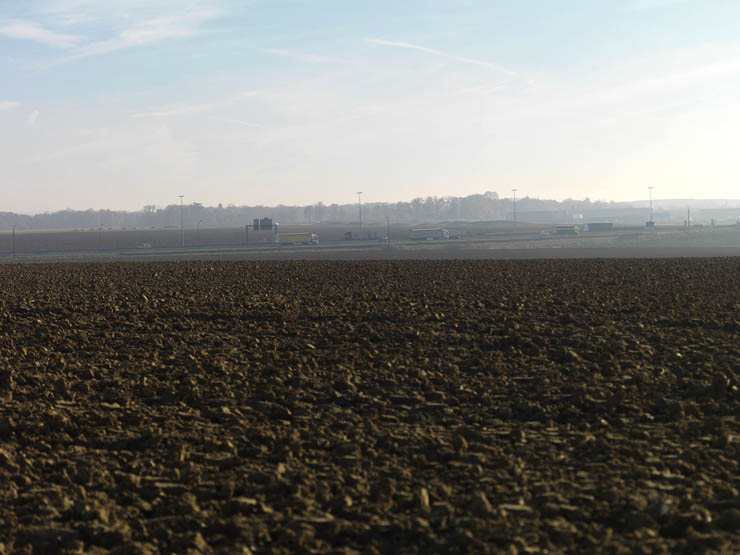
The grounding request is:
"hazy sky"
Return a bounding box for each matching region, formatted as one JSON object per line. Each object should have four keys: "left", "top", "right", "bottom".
{"left": 2, "top": 0, "right": 740, "bottom": 213}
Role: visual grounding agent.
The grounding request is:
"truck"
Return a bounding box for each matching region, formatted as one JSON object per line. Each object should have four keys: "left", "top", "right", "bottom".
{"left": 555, "top": 225, "right": 579, "bottom": 235}
{"left": 278, "top": 233, "right": 319, "bottom": 245}
{"left": 409, "top": 228, "right": 449, "bottom": 240}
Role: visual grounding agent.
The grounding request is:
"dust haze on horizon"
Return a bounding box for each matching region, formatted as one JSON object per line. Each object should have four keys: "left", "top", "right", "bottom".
{"left": 2, "top": 0, "right": 740, "bottom": 214}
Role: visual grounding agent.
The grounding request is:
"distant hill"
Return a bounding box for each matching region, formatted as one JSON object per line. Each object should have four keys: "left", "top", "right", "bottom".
{"left": 617, "top": 199, "right": 740, "bottom": 209}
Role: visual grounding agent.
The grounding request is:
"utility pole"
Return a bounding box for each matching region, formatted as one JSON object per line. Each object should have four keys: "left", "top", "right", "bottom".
{"left": 512, "top": 189, "right": 518, "bottom": 227}
{"left": 357, "top": 191, "right": 363, "bottom": 240}
{"left": 179, "top": 195, "right": 185, "bottom": 247}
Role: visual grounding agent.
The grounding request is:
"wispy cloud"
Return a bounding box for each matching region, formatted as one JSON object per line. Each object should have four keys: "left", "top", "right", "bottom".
{"left": 263, "top": 48, "right": 355, "bottom": 66}
{"left": 131, "top": 106, "right": 206, "bottom": 118}
{"left": 42, "top": 9, "right": 218, "bottom": 66}
{"left": 130, "top": 91, "right": 262, "bottom": 121}
{"left": 484, "top": 46, "right": 740, "bottom": 130}
{"left": 367, "top": 38, "right": 515, "bottom": 75}
{"left": 600, "top": 55, "right": 740, "bottom": 103}
{"left": 119, "top": 14, "right": 208, "bottom": 45}
{"left": 0, "top": 20, "right": 80, "bottom": 48}
{"left": 32, "top": 0, "right": 204, "bottom": 26}
{"left": 27, "top": 110, "right": 40, "bottom": 125}
{"left": 131, "top": 106, "right": 268, "bottom": 133}
{"left": 0, "top": 101, "right": 21, "bottom": 111}
{"left": 211, "top": 116, "right": 266, "bottom": 129}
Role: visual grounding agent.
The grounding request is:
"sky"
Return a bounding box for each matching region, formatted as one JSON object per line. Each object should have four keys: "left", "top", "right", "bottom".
{"left": 1, "top": 0, "right": 740, "bottom": 213}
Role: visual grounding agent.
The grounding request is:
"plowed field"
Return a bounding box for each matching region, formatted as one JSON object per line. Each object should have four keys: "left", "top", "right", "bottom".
{"left": 1, "top": 259, "right": 739, "bottom": 554}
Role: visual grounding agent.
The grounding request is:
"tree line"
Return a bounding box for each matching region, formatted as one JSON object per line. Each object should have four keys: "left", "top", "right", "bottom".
{"left": 1, "top": 192, "right": 621, "bottom": 230}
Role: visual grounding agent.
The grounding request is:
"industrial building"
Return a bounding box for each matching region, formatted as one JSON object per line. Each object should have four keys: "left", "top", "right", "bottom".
{"left": 584, "top": 222, "right": 613, "bottom": 232}
{"left": 345, "top": 231, "right": 387, "bottom": 241}
{"left": 409, "top": 228, "right": 449, "bottom": 240}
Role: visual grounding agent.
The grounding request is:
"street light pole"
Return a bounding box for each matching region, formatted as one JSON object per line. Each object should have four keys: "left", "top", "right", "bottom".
{"left": 179, "top": 195, "right": 185, "bottom": 247}
{"left": 357, "top": 191, "right": 363, "bottom": 240}
{"left": 512, "top": 189, "right": 518, "bottom": 227}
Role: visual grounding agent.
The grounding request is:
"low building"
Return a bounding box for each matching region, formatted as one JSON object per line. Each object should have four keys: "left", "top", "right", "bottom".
{"left": 585, "top": 222, "right": 613, "bottom": 232}
{"left": 555, "top": 225, "right": 579, "bottom": 235}
{"left": 409, "top": 228, "right": 449, "bottom": 240}
{"left": 345, "top": 231, "right": 387, "bottom": 241}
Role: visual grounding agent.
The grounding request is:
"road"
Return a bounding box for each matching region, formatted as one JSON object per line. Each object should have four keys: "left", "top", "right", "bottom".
{"left": 2, "top": 239, "right": 740, "bottom": 263}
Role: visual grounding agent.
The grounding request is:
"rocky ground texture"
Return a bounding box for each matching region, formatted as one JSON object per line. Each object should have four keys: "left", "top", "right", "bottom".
{"left": 1, "top": 259, "right": 739, "bottom": 554}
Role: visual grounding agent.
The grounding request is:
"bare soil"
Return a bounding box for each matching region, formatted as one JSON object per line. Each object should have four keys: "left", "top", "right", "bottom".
{"left": 1, "top": 259, "right": 739, "bottom": 553}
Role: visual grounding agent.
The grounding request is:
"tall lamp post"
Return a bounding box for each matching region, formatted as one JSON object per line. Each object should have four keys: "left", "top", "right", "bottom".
{"left": 512, "top": 189, "right": 518, "bottom": 227}
{"left": 179, "top": 195, "right": 185, "bottom": 247}
{"left": 357, "top": 191, "right": 363, "bottom": 241}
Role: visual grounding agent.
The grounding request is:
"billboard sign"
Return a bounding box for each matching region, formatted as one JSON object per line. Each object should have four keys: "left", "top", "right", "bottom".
{"left": 254, "top": 218, "right": 273, "bottom": 230}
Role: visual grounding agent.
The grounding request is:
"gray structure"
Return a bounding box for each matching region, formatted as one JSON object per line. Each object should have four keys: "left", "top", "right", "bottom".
{"left": 409, "top": 228, "right": 449, "bottom": 240}
{"left": 585, "top": 222, "right": 613, "bottom": 232}
{"left": 345, "top": 231, "right": 387, "bottom": 241}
